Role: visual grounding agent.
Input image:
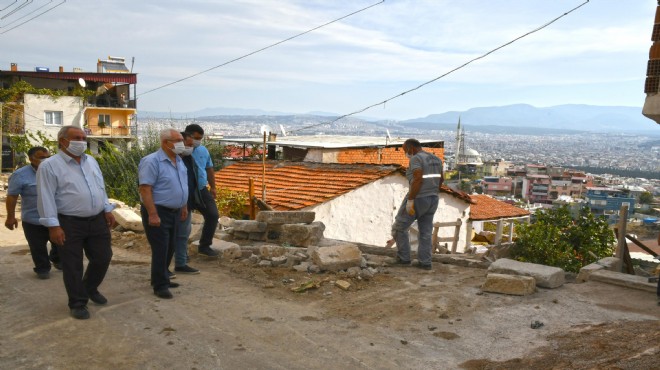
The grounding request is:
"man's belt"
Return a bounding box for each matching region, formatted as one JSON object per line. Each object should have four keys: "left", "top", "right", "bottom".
{"left": 155, "top": 205, "right": 180, "bottom": 213}
{"left": 58, "top": 212, "right": 103, "bottom": 222}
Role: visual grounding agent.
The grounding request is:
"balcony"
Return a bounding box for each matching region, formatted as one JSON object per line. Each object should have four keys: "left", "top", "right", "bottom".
{"left": 84, "top": 106, "right": 137, "bottom": 138}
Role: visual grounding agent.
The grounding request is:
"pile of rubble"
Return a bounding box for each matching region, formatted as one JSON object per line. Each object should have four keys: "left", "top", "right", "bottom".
{"left": 111, "top": 204, "right": 382, "bottom": 282}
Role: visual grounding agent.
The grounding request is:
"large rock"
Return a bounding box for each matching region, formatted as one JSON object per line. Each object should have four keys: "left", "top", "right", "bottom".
{"left": 488, "top": 258, "right": 565, "bottom": 289}
{"left": 311, "top": 243, "right": 362, "bottom": 272}
{"left": 232, "top": 220, "right": 267, "bottom": 233}
{"left": 256, "top": 211, "right": 315, "bottom": 224}
{"left": 280, "top": 222, "right": 325, "bottom": 247}
{"left": 210, "top": 239, "right": 242, "bottom": 260}
{"left": 482, "top": 273, "right": 536, "bottom": 296}
{"left": 259, "top": 245, "right": 287, "bottom": 259}
{"left": 576, "top": 257, "right": 619, "bottom": 283}
{"left": 112, "top": 208, "right": 143, "bottom": 231}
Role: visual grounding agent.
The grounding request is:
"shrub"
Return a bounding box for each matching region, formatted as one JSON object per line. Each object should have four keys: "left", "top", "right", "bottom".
{"left": 215, "top": 187, "right": 248, "bottom": 219}
{"left": 95, "top": 128, "right": 160, "bottom": 206}
{"left": 511, "top": 206, "right": 615, "bottom": 273}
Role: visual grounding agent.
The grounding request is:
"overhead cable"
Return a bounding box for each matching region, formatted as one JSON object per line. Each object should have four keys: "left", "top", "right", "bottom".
{"left": 289, "top": 0, "right": 590, "bottom": 134}
{"left": 0, "top": 0, "right": 65, "bottom": 35}
{"left": 138, "top": 0, "right": 385, "bottom": 97}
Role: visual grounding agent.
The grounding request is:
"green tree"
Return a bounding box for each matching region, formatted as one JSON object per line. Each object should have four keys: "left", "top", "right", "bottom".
{"left": 511, "top": 206, "right": 615, "bottom": 273}
{"left": 8, "top": 130, "right": 58, "bottom": 167}
{"left": 638, "top": 191, "right": 653, "bottom": 204}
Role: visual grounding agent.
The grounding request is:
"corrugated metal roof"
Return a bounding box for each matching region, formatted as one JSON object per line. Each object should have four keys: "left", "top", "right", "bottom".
{"left": 469, "top": 194, "right": 530, "bottom": 221}
{"left": 215, "top": 161, "right": 403, "bottom": 210}
{"left": 0, "top": 71, "right": 137, "bottom": 84}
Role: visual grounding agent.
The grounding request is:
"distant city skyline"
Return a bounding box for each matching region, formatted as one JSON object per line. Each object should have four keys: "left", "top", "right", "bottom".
{"left": 1, "top": 1, "right": 655, "bottom": 120}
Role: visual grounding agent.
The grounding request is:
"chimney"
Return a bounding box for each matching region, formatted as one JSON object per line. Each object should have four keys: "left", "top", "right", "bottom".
{"left": 10, "top": 63, "right": 17, "bottom": 71}
{"left": 59, "top": 66, "right": 64, "bottom": 73}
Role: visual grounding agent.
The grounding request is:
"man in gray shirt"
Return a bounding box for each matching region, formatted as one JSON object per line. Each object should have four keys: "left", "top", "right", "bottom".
{"left": 37, "top": 126, "right": 116, "bottom": 320}
{"left": 391, "top": 139, "right": 443, "bottom": 270}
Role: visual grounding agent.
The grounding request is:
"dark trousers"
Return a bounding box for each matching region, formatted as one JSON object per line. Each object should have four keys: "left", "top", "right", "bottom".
{"left": 58, "top": 213, "right": 112, "bottom": 309}
{"left": 22, "top": 221, "right": 59, "bottom": 273}
{"left": 141, "top": 205, "right": 178, "bottom": 291}
{"left": 194, "top": 187, "right": 219, "bottom": 248}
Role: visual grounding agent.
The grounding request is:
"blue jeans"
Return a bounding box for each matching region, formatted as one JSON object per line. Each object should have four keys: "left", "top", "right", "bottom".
{"left": 392, "top": 195, "right": 439, "bottom": 266}
{"left": 174, "top": 210, "right": 192, "bottom": 267}
{"left": 141, "top": 205, "right": 178, "bottom": 291}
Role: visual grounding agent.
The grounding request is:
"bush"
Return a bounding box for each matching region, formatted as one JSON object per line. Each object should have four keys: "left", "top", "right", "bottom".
{"left": 95, "top": 128, "right": 161, "bottom": 206}
{"left": 511, "top": 206, "right": 615, "bottom": 273}
{"left": 215, "top": 187, "right": 248, "bottom": 219}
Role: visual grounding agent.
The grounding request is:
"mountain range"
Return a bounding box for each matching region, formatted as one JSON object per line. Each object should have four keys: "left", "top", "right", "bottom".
{"left": 141, "top": 104, "right": 660, "bottom": 135}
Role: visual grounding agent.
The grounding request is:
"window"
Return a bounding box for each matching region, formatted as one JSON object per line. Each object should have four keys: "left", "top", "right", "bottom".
{"left": 98, "top": 114, "right": 111, "bottom": 126}
{"left": 44, "top": 111, "right": 63, "bottom": 125}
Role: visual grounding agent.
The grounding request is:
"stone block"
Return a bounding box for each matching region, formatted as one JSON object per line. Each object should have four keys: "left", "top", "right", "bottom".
{"left": 335, "top": 280, "right": 351, "bottom": 290}
{"left": 191, "top": 212, "right": 204, "bottom": 225}
{"left": 233, "top": 220, "right": 267, "bottom": 233}
{"left": 189, "top": 224, "right": 203, "bottom": 242}
{"left": 488, "top": 258, "right": 564, "bottom": 289}
{"left": 219, "top": 216, "right": 235, "bottom": 228}
{"left": 256, "top": 211, "right": 316, "bottom": 224}
{"left": 233, "top": 231, "right": 249, "bottom": 240}
{"left": 248, "top": 232, "right": 266, "bottom": 241}
{"left": 271, "top": 256, "right": 288, "bottom": 267}
{"left": 311, "top": 243, "right": 362, "bottom": 272}
{"left": 280, "top": 222, "right": 325, "bottom": 247}
{"left": 210, "top": 239, "right": 242, "bottom": 260}
{"left": 259, "top": 245, "right": 287, "bottom": 259}
{"left": 481, "top": 273, "right": 536, "bottom": 296}
{"left": 112, "top": 208, "right": 143, "bottom": 232}
{"left": 293, "top": 262, "right": 311, "bottom": 272}
{"left": 588, "top": 269, "right": 657, "bottom": 293}
{"left": 258, "top": 260, "right": 273, "bottom": 267}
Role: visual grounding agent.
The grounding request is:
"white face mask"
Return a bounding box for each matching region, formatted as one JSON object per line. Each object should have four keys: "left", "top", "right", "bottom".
{"left": 67, "top": 140, "right": 87, "bottom": 156}
{"left": 181, "top": 147, "right": 193, "bottom": 156}
{"left": 172, "top": 141, "right": 186, "bottom": 154}
{"left": 192, "top": 139, "right": 202, "bottom": 148}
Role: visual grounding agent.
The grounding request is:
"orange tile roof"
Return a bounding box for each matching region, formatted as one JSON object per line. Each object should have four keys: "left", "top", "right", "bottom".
{"left": 215, "top": 161, "right": 403, "bottom": 211}
{"left": 469, "top": 194, "right": 530, "bottom": 221}
{"left": 440, "top": 185, "right": 474, "bottom": 204}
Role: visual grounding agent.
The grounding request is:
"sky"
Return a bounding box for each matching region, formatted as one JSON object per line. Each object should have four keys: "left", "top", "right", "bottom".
{"left": 0, "top": 0, "right": 656, "bottom": 120}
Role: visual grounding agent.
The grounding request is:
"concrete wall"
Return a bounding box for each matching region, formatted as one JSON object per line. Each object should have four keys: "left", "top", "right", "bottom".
{"left": 24, "top": 94, "right": 83, "bottom": 142}
{"left": 305, "top": 173, "right": 471, "bottom": 252}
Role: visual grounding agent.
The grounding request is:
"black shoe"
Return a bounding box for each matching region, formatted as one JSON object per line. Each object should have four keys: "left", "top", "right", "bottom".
{"left": 415, "top": 263, "right": 432, "bottom": 271}
{"left": 36, "top": 271, "right": 50, "bottom": 279}
{"left": 169, "top": 282, "right": 180, "bottom": 288}
{"left": 390, "top": 257, "right": 411, "bottom": 266}
{"left": 70, "top": 306, "right": 90, "bottom": 320}
{"left": 168, "top": 270, "right": 177, "bottom": 279}
{"left": 175, "top": 265, "right": 200, "bottom": 274}
{"left": 198, "top": 246, "right": 219, "bottom": 257}
{"left": 154, "top": 289, "right": 173, "bottom": 299}
{"left": 88, "top": 291, "right": 108, "bottom": 305}
{"left": 52, "top": 262, "right": 62, "bottom": 270}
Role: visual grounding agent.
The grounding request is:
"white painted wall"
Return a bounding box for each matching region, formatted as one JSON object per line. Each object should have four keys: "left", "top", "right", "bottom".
{"left": 305, "top": 173, "right": 471, "bottom": 252}
{"left": 24, "top": 94, "right": 83, "bottom": 142}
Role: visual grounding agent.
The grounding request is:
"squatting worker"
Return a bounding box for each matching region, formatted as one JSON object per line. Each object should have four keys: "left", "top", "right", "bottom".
{"left": 391, "top": 139, "right": 443, "bottom": 270}
{"left": 138, "top": 128, "right": 188, "bottom": 299}
{"left": 183, "top": 124, "right": 220, "bottom": 257}
{"left": 37, "top": 126, "right": 116, "bottom": 320}
{"left": 5, "top": 146, "right": 60, "bottom": 279}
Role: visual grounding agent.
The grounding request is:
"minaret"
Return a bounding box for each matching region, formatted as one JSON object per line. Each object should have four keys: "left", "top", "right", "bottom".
{"left": 454, "top": 117, "right": 462, "bottom": 168}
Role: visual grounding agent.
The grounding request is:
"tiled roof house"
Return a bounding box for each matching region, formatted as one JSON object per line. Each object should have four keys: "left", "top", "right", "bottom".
{"left": 467, "top": 194, "right": 531, "bottom": 246}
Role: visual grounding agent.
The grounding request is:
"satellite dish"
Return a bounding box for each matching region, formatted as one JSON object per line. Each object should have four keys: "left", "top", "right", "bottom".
{"left": 279, "top": 124, "right": 287, "bottom": 136}
{"left": 78, "top": 78, "right": 86, "bottom": 88}
{"left": 259, "top": 125, "right": 272, "bottom": 136}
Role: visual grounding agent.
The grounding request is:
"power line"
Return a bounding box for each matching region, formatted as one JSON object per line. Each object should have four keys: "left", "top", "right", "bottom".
{"left": 0, "top": 0, "right": 65, "bottom": 35}
{"left": 289, "top": 0, "right": 591, "bottom": 134}
{"left": 138, "top": 1, "right": 384, "bottom": 97}
{"left": 0, "top": 0, "right": 54, "bottom": 28}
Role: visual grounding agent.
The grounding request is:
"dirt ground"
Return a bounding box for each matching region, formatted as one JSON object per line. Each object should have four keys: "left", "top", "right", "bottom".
{"left": 1, "top": 193, "right": 659, "bottom": 370}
